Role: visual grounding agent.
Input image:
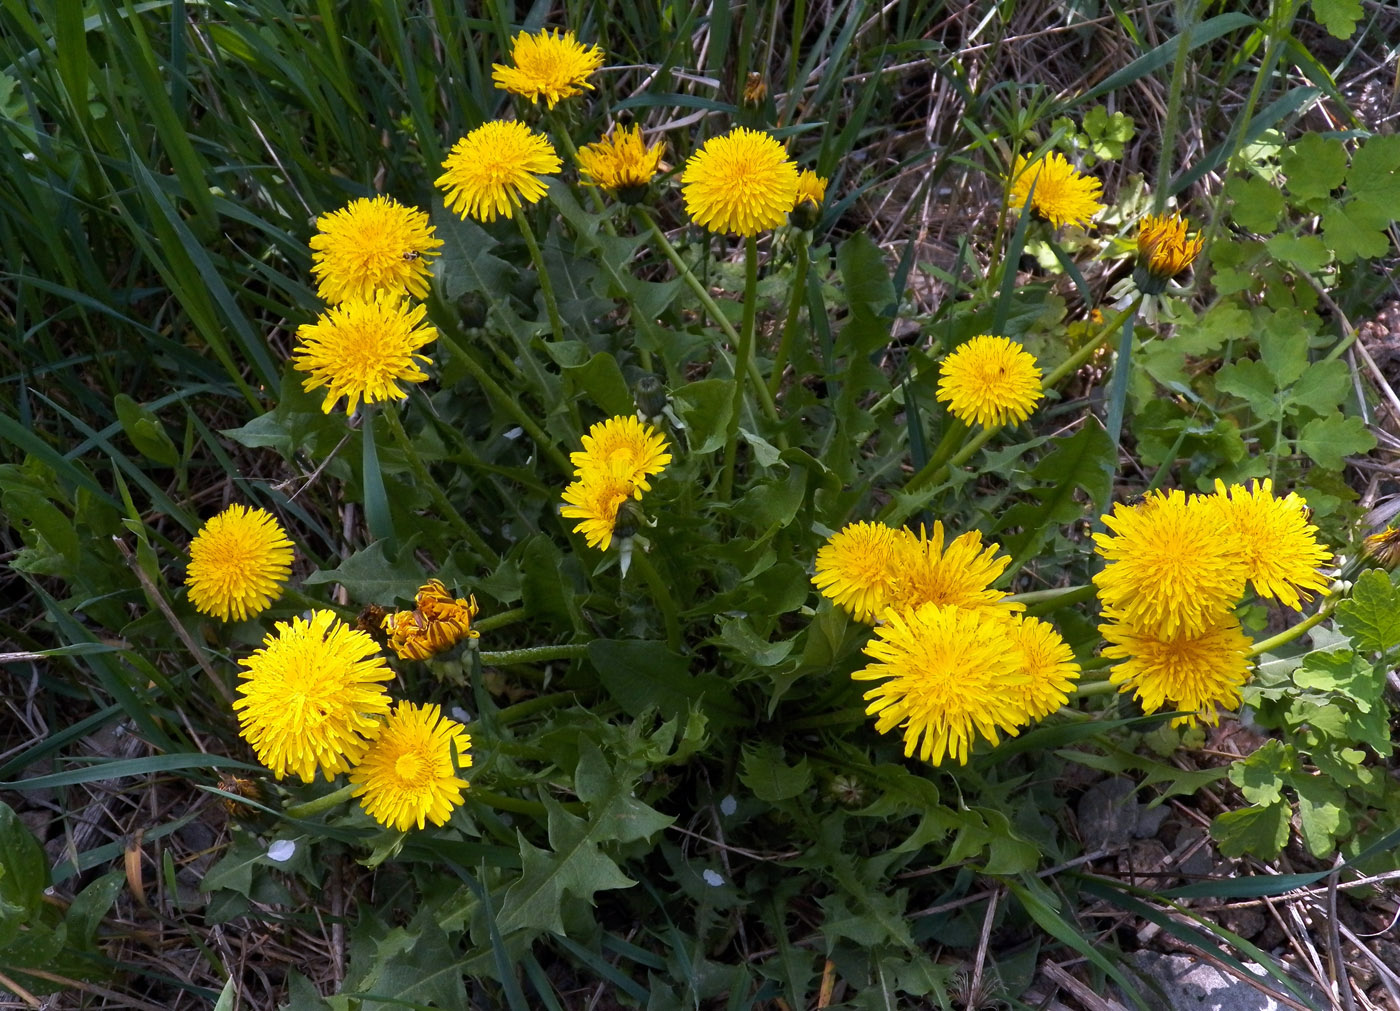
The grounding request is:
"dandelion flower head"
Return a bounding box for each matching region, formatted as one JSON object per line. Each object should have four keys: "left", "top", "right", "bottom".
{"left": 492, "top": 28, "right": 604, "bottom": 109}
{"left": 681, "top": 128, "right": 799, "bottom": 236}
{"left": 793, "top": 169, "right": 827, "bottom": 209}
{"left": 1008, "top": 151, "right": 1104, "bottom": 229}
{"left": 936, "top": 335, "right": 1044, "bottom": 428}
{"left": 292, "top": 294, "right": 437, "bottom": 414}
{"left": 886, "top": 522, "right": 1023, "bottom": 616}
{"left": 812, "top": 521, "right": 901, "bottom": 624}
{"left": 350, "top": 702, "right": 472, "bottom": 832}
{"left": 309, "top": 196, "right": 442, "bottom": 304}
{"left": 570, "top": 415, "right": 671, "bottom": 494}
{"left": 1093, "top": 490, "right": 1247, "bottom": 637}
{"left": 561, "top": 470, "right": 636, "bottom": 551}
{"left": 1101, "top": 608, "right": 1252, "bottom": 726}
{"left": 577, "top": 124, "right": 664, "bottom": 195}
{"left": 1207, "top": 479, "right": 1332, "bottom": 611}
{"left": 382, "top": 579, "right": 481, "bottom": 661}
{"left": 1006, "top": 614, "right": 1081, "bottom": 721}
{"left": 1365, "top": 525, "right": 1400, "bottom": 570}
{"left": 234, "top": 610, "right": 393, "bottom": 783}
{"left": 1136, "top": 212, "right": 1204, "bottom": 286}
{"left": 436, "top": 120, "right": 562, "bottom": 223}
{"left": 855, "top": 604, "right": 1027, "bottom": 766}
{"left": 186, "top": 504, "right": 294, "bottom": 622}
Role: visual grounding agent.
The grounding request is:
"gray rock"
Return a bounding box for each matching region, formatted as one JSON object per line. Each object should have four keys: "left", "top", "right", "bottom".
{"left": 1077, "top": 777, "right": 1170, "bottom": 851}
{"left": 1122, "top": 951, "right": 1327, "bottom": 1011}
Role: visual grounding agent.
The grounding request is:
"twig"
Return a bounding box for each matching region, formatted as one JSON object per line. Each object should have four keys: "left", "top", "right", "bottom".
{"left": 1328, "top": 854, "right": 1358, "bottom": 1011}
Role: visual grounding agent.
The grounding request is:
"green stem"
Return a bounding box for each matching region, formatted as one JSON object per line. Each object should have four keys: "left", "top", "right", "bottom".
{"left": 435, "top": 328, "right": 572, "bottom": 474}
{"left": 1040, "top": 296, "right": 1144, "bottom": 390}
{"left": 629, "top": 543, "right": 682, "bottom": 651}
{"left": 1247, "top": 592, "right": 1339, "bottom": 658}
{"left": 471, "top": 788, "right": 583, "bottom": 817}
{"left": 474, "top": 607, "right": 526, "bottom": 634}
{"left": 471, "top": 691, "right": 579, "bottom": 734}
{"left": 768, "top": 230, "right": 810, "bottom": 397}
{"left": 786, "top": 706, "right": 868, "bottom": 732}
{"left": 1100, "top": 303, "right": 1143, "bottom": 517}
{"left": 720, "top": 235, "right": 760, "bottom": 500}
{"left": 284, "top": 783, "right": 356, "bottom": 820}
{"left": 478, "top": 643, "right": 589, "bottom": 666}
{"left": 514, "top": 210, "right": 565, "bottom": 345}
{"left": 1014, "top": 584, "right": 1098, "bottom": 613}
{"left": 632, "top": 206, "right": 783, "bottom": 434}
{"left": 1071, "top": 677, "right": 1121, "bottom": 699}
{"left": 381, "top": 407, "right": 498, "bottom": 564}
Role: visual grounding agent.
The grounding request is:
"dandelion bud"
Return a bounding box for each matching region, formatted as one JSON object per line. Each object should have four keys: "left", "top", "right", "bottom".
{"left": 633, "top": 374, "right": 669, "bottom": 422}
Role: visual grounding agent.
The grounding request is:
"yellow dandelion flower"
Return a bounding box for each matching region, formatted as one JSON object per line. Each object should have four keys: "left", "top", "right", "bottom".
{"left": 1364, "top": 525, "right": 1400, "bottom": 570}
{"left": 681, "top": 128, "right": 799, "bottom": 236}
{"left": 1101, "top": 608, "right": 1252, "bottom": 726}
{"left": 381, "top": 579, "right": 482, "bottom": 661}
{"left": 292, "top": 294, "right": 437, "bottom": 414}
{"left": 309, "top": 195, "right": 442, "bottom": 304}
{"left": 855, "top": 604, "right": 1027, "bottom": 766}
{"left": 1093, "top": 491, "right": 1248, "bottom": 637}
{"left": 1208, "top": 479, "right": 1332, "bottom": 610}
{"left": 577, "top": 124, "right": 664, "bottom": 197}
{"left": 570, "top": 415, "right": 671, "bottom": 494}
{"left": 436, "top": 120, "right": 562, "bottom": 223}
{"left": 1006, "top": 614, "right": 1081, "bottom": 721}
{"left": 812, "top": 521, "right": 901, "bottom": 623}
{"left": 1008, "top": 152, "right": 1104, "bottom": 229}
{"left": 561, "top": 470, "right": 636, "bottom": 550}
{"left": 793, "top": 169, "right": 827, "bottom": 209}
{"left": 886, "top": 522, "right": 1024, "bottom": 616}
{"left": 936, "top": 335, "right": 1044, "bottom": 428}
{"left": 1135, "top": 213, "right": 1204, "bottom": 289}
{"left": 491, "top": 28, "right": 604, "bottom": 109}
{"left": 186, "top": 504, "right": 294, "bottom": 622}
{"left": 233, "top": 610, "right": 393, "bottom": 783}
{"left": 350, "top": 702, "right": 472, "bottom": 832}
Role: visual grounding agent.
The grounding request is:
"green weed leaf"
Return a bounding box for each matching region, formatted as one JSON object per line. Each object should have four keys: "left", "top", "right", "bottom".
{"left": 739, "top": 742, "right": 812, "bottom": 802}
{"left": 1227, "top": 739, "right": 1293, "bottom": 806}
{"left": 1210, "top": 802, "right": 1290, "bottom": 858}
{"left": 1280, "top": 133, "right": 1346, "bottom": 204}
{"left": 1310, "top": 0, "right": 1363, "bottom": 39}
{"left": 1225, "top": 177, "right": 1283, "bottom": 233}
{"left": 1295, "top": 414, "right": 1375, "bottom": 469}
{"left": 1337, "top": 570, "right": 1400, "bottom": 654}
{"left": 0, "top": 802, "right": 47, "bottom": 945}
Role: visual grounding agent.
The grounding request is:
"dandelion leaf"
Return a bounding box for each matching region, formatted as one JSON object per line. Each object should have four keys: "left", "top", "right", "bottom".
{"left": 498, "top": 743, "right": 671, "bottom": 937}
{"left": 302, "top": 537, "right": 425, "bottom": 604}
{"left": 739, "top": 742, "right": 811, "bottom": 801}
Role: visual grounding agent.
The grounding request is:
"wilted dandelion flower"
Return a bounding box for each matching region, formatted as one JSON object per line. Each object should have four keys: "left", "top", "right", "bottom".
{"left": 350, "top": 702, "right": 472, "bottom": 831}
{"left": 1135, "top": 213, "right": 1204, "bottom": 292}
{"left": 561, "top": 471, "right": 636, "bottom": 550}
{"left": 491, "top": 28, "right": 604, "bottom": 109}
{"left": 436, "top": 121, "right": 561, "bottom": 223}
{"left": 234, "top": 610, "right": 393, "bottom": 783}
{"left": 1101, "top": 609, "right": 1252, "bottom": 726}
{"left": 936, "top": 335, "right": 1044, "bottom": 428}
{"left": 577, "top": 124, "right": 664, "bottom": 198}
{"left": 309, "top": 196, "right": 442, "bottom": 304}
{"left": 186, "top": 504, "right": 294, "bottom": 622}
{"left": 681, "top": 128, "right": 799, "bottom": 235}
{"left": 1006, "top": 614, "right": 1080, "bottom": 720}
{"left": 855, "top": 604, "right": 1027, "bottom": 766}
{"left": 570, "top": 415, "right": 671, "bottom": 494}
{"left": 1365, "top": 525, "right": 1400, "bottom": 570}
{"left": 1008, "top": 152, "right": 1104, "bottom": 229}
{"left": 886, "top": 522, "right": 1023, "bottom": 616}
{"left": 382, "top": 579, "right": 481, "bottom": 661}
{"left": 292, "top": 294, "right": 437, "bottom": 414}
{"left": 1207, "top": 479, "right": 1332, "bottom": 610}
{"left": 812, "top": 521, "right": 901, "bottom": 623}
{"left": 1094, "top": 491, "right": 1247, "bottom": 637}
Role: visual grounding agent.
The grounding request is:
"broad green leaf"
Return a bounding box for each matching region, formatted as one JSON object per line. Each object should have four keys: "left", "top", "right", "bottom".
{"left": 835, "top": 232, "right": 894, "bottom": 354}
{"left": 996, "top": 420, "right": 1113, "bottom": 566}
{"left": 1311, "top": 0, "right": 1363, "bottom": 39}
{"left": 113, "top": 394, "right": 180, "bottom": 467}
{"left": 1256, "top": 307, "right": 1313, "bottom": 387}
{"left": 1292, "top": 648, "right": 1380, "bottom": 707}
{"left": 1264, "top": 234, "right": 1330, "bottom": 273}
{"left": 1214, "top": 358, "right": 1281, "bottom": 420}
{"left": 1210, "top": 802, "right": 1290, "bottom": 858}
{"left": 1295, "top": 414, "right": 1375, "bottom": 470}
{"left": 62, "top": 870, "right": 124, "bottom": 951}
{"left": 0, "top": 802, "right": 47, "bottom": 946}
{"left": 672, "top": 379, "right": 732, "bottom": 455}
{"left": 1346, "top": 134, "right": 1400, "bottom": 207}
{"left": 1225, "top": 177, "right": 1283, "bottom": 234}
{"left": 1285, "top": 359, "right": 1350, "bottom": 416}
{"left": 739, "top": 742, "right": 812, "bottom": 802}
{"left": 434, "top": 207, "right": 514, "bottom": 302}
{"left": 1292, "top": 775, "right": 1347, "bottom": 858}
{"left": 587, "top": 639, "right": 739, "bottom": 724}
{"left": 561, "top": 351, "right": 634, "bottom": 418}
{"left": 302, "top": 538, "right": 424, "bottom": 603}
{"left": 1322, "top": 200, "right": 1391, "bottom": 262}
{"left": 718, "top": 618, "right": 795, "bottom": 668}
{"left": 1336, "top": 569, "right": 1400, "bottom": 654}
{"left": 1280, "top": 133, "right": 1346, "bottom": 204}
{"left": 1227, "top": 739, "right": 1293, "bottom": 806}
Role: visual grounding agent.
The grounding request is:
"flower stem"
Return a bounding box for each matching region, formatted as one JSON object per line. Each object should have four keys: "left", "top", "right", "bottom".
{"left": 720, "top": 235, "right": 760, "bottom": 501}
{"left": 768, "top": 230, "right": 810, "bottom": 397}
{"left": 434, "top": 328, "right": 572, "bottom": 474}
{"left": 478, "top": 643, "right": 589, "bottom": 666}
{"left": 380, "top": 407, "right": 498, "bottom": 564}
{"left": 471, "top": 789, "right": 583, "bottom": 817}
{"left": 1071, "top": 677, "right": 1121, "bottom": 699}
{"left": 514, "top": 210, "right": 565, "bottom": 345}
{"left": 474, "top": 607, "right": 526, "bottom": 634}
{"left": 786, "top": 706, "right": 867, "bottom": 732}
{"left": 1247, "top": 592, "right": 1339, "bottom": 658}
{"left": 632, "top": 206, "right": 782, "bottom": 434}
{"left": 284, "top": 783, "right": 356, "bottom": 820}
{"left": 629, "top": 542, "right": 682, "bottom": 651}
